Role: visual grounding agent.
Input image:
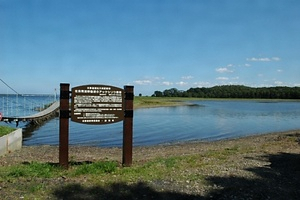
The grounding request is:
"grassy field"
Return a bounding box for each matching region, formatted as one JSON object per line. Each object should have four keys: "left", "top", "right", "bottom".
{"left": 0, "top": 126, "right": 15, "bottom": 137}
{"left": 133, "top": 96, "right": 196, "bottom": 109}
{"left": 134, "top": 96, "right": 300, "bottom": 109}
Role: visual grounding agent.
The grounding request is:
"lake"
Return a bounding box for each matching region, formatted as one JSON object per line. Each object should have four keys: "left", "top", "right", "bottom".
{"left": 2, "top": 96, "right": 299, "bottom": 147}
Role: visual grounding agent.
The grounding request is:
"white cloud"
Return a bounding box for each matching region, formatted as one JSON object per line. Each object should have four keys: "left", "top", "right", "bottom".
{"left": 274, "top": 81, "right": 284, "bottom": 85}
{"left": 181, "top": 76, "right": 194, "bottom": 80}
{"left": 257, "top": 74, "right": 263, "bottom": 77}
{"left": 133, "top": 76, "right": 166, "bottom": 86}
{"left": 154, "top": 77, "right": 165, "bottom": 80}
{"left": 247, "top": 57, "right": 269, "bottom": 62}
{"left": 193, "top": 81, "right": 213, "bottom": 87}
{"left": 133, "top": 80, "right": 152, "bottom": 85}
{"left": 244, "top": 64, "right": 251, "bottom": 67}
{"left": 277, "top": 69, "right": 283, "bottom": 73}
{"left": 216, "top": 67, "right": 233, "bottom": 73}
{"left": 232, "top": 76, "right": 239, "bottom": 80}
{"left": 246, "top": 57, "right": 281, "bottom": 62}
{"left": 162, "top": 81, "right": 173, "bottom": 86}
{"left": 176, "top": 81, "right": 188, "bottom": 86}
{"left": 216, "top": 77, "right": 229, "bottom": 80}
{"left": 272, "top": 57, "right": 281, "bottom": 61}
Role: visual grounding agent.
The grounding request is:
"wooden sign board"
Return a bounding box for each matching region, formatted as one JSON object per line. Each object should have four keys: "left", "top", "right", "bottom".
{"left": 71, "top": 85, "right": 124, "bottom": 124}
{"left": 60, "top": 83, "right": 133, "bottom": 168}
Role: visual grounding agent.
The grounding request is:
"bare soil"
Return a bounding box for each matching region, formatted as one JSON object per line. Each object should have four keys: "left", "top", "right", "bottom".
{"left": 1, "top": 130, "right": 300, "bottom": 199}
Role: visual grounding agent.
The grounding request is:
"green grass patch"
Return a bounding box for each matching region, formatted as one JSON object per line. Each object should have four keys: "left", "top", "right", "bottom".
{"left": 72, "top": 161, "right": 118, "bottom": 176}
{"left": 0, "top": 126, "right": 16, "bottom": 137}
{"left": 114, "top": 157, "right": 182, "bottom": 182}
{"left": 134, "top": 96, "right": 189, "bottom": 109}
{"left": 0, "top": 151, "right": 240, "bottom": 198}
{"left": 4, "top": 162, "right": 62, "bottom": 178}
{"left": 29, "top": 183, "right": 46, "bottom": 193}
{"left": 205, "top": 146, "right": 240, "bottom": 161}
{"left": 0, "top": 147, "right": 243, "bottom": 183}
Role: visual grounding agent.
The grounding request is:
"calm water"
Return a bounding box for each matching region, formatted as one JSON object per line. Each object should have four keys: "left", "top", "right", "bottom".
{"left": 1, "top": 95, "right": 300, "bottom": 147}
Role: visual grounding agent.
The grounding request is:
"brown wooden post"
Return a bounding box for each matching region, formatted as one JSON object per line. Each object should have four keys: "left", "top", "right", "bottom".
{"left": 123, "top": 86, "right": 134, "bottom": 166}
{"left": 59, "top": 83, "right": 70, "bottom": 169}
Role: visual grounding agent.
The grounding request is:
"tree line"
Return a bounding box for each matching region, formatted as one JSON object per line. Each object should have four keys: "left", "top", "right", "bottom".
{"left": 152, "top": 85, "right": 300, "bottom": 99}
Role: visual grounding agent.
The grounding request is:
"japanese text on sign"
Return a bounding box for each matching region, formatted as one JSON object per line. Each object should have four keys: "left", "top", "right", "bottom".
{"left": 71, "top": 85, "right": 124, "bottom": 124}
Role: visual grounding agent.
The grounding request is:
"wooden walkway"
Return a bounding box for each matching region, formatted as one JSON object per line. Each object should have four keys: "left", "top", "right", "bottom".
{"left": 1, "top": 101, "right": 60, "bottom": 125}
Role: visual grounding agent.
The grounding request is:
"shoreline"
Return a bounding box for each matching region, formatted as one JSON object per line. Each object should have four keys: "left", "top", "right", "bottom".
{"left": 1, "top": 129, "right": 299, "bottom": 166}
{"left": 21, "top": 128, "right": 300, "bottom": 148}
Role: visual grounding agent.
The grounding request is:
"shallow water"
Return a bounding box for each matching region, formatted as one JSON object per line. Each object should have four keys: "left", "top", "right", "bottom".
{"left": 2, "top": 98, "right": 298, "bottom": 147}
{"left": 1, "top": 95, "right": 300, "bottom": 147}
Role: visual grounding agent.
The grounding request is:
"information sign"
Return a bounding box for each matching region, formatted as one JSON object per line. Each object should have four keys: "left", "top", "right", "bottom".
{"left": 71, "top": 85, "right": 124, "bottom": 124}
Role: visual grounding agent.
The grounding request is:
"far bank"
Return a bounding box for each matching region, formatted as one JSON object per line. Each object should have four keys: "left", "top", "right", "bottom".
{"left": 133, "top": 96, "right": 300, "bottom": 109}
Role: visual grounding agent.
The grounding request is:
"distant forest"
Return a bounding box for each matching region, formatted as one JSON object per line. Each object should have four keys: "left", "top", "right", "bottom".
{"left": 152, "top": 85, "right": 300, "bottom": 99}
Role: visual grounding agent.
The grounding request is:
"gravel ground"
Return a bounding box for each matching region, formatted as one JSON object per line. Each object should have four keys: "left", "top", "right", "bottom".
{"left": 1, "top": 130, "right": 300, "bottom": 199}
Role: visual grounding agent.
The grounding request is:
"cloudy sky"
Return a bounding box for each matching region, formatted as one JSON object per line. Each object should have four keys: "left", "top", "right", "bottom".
{"left": 1, "top": 0, "right": 299, "bottom": 95}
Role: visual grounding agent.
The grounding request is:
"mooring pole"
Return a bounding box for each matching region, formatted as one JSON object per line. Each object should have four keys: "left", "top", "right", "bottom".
{"left": 123, "top": 86, "right": 134, "bottom": 166}
{"left": 59, "top": 83, "right": 70, "bottom": 169}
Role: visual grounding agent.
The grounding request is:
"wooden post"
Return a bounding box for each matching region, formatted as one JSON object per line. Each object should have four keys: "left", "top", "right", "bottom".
{"left": 123, "top": 86, "right": 134, "bottom": 166}
{"left": 59, "top": 83, "right": 70, "bottom": 169}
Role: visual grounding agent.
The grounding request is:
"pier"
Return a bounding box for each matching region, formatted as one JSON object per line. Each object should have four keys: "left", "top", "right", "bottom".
{"left": 1, "top": 101, "right": 60, "bottom": 126}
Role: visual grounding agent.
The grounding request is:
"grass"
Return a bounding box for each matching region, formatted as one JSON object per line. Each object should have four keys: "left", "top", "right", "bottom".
{"left": 133, "top": 96, "right": 300, "bottom": 109}
{"left": 0, "top": 146, "right": 242, "bottom": 184}
{"left": 0, "top": 147, "right": 242, "bottom": 199}
{"left": 134, "top": 96, "right": 190, "bottom": 109}
{"left": 0, "top": 125, "right": 16, "bottom": 137}
{"left": 1, "top": 131, "right": 299, "bottom": 199}
{"left": 0, "top": 145, "right": 244, "bottom": 179}
{"left": 72, "top": 161, "right": 118, "bottom": 176}
{"left": 6, "top": 162, "right": 62, "bottom": 178}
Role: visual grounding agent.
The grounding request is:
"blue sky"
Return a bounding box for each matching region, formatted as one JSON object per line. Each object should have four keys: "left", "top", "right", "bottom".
{"left": 1, "top": 0, "right": 299, "bottom": 95}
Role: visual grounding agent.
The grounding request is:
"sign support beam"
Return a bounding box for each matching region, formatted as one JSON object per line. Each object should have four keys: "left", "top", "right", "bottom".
{"left": 59, "top": 83, "right": 70, "bottom": 169}
{"left": 123, "top": 86, "right": 134, "bottom": 166}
